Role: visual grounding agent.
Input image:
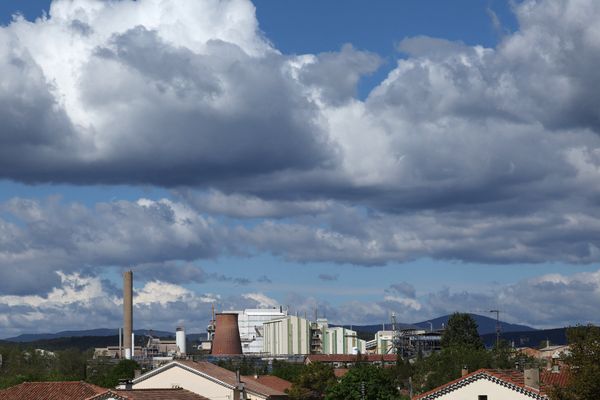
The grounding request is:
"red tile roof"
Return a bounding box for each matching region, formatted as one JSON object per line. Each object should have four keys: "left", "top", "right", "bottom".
{"left": 305, "top": 354, "right": 397, "bottom": 363}
{"left": 412, "top": 368, "right": 570, "bottom": 400}
{"left": 0, "top": 381, "right": 105, "bottom": 400}
{"left": 333, "top": 368, "right": 349, "bottom": 378}
{"left": 541, "top": 370, "right": 571, "bottom": 390}
{"left": 88, "top": 388, "right": 209, "bottom": 400}
{"left": 243, "top": 375, "right": 292, "bottom": 393}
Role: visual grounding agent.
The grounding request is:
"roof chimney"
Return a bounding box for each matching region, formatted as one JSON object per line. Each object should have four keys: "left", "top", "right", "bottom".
{"left": 461, "top": 367, "right": 469, "bottom": 377}
{"left": 524, "top": 368, "right": 540, "bottom": 391}
{"left": 211, "top": 313, "right": 243, "bottom": 355}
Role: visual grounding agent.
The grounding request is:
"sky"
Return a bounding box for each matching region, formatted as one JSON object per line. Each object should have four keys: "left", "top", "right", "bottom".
{"left": 0, "top": 0, "right": 599, "bottom": 338}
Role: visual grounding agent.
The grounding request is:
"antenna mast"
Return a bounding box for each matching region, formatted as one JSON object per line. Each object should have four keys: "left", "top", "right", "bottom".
{"left": 490, "top": 310, "right": 500, "bottom": 348}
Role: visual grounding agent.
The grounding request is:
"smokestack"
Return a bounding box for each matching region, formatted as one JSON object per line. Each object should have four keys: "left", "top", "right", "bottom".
{"left": 524, "top": 368, "right": 540, "bottom": 391}
{"left": 123, "top": 270, "right": 133, "bottom": 360}
{"left": 176, "top": 326, "right": 187, "bottom": 355}
{"left": 211, "top": 313, "right": 243, "bottom": 355}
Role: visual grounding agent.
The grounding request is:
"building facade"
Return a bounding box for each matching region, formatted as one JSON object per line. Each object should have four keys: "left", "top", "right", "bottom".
{"left": 263, "top": 316, "right": 366, "bottom": 356}
{"left": 263, "top": 315, "right": 311, "bottom": 356}
{"left": 323, "top": 327, "right": 366, "bottom": 355}
{"left": 235, "top": 308, "right": 287, "bottom": 354}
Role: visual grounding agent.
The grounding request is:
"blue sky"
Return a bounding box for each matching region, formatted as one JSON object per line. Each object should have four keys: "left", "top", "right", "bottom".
{"left": 0, "top": 0, "right": 599, "bottom": 337}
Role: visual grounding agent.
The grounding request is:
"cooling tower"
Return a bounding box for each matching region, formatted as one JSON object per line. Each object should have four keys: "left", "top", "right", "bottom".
{"left": 211, "top": 313, "right": 243, "bottom": 355}
{"left": 123, "top": 270, "right": 133, "bottom": 359}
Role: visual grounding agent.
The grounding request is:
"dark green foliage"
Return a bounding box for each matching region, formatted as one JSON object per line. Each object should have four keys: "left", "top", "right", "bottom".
{"left": 215, "top": 357, "right": 268, "bottom": 376}
{"left": 440, "top": 313, "right": 484, "bottom": 350}
{"left": 0, "top": 345, "right": 90, "bottom": 389}
{"left": 412, "top": 346, "right": 492, "bottom": 392}
{"left": 287, "top": 362, "right": 336, "bottom": 400}
{"left": 271, "top": 360, "right": 306, "bottom": 382}
{"left": 550, "top": 325, "right": 600, "bottom": 400}
{"left": 325, "top": 364, "right": 401, "bottom": 400}
{"left": 412, "top": 336, "right": 516, "bottom": 393}
{"left": 87, "top": 359, "right": 140, "bottom": 388}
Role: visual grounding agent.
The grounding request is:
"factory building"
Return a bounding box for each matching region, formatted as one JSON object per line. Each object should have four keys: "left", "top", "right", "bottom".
{"left": 371, "top": 330, "right": 394, "bottom": 354}
{"left": 263, "top": 315, "right": 311, "bottom": 356}
{"left": 262, "top": 316, "right": 366, "bottom": 356}
{"left": 323, "top": 327, "right": 366, "bottom": 355}
{"left": 235, "top": 308, "right": 287, "bottom": 354}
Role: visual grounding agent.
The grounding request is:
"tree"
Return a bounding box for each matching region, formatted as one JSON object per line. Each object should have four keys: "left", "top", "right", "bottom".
{"left": 287, "top": 362, "right": 336, "bottom": 400}
{"left": 325, "top": 364, "right": 402, "bottom": 400}
{"left": 412, "top": 346, "right": 492, "bottom": 392}
{"left": 440, "top": 313, "right": 483, "bottom": 350}
{"left": 549, "top": 325, "right": 600, "bottom": 400}
{"left": 87, "top": 359, "right": 140, "bottom": 388}
{"left": 271, "top": 360, "right": 306, "bottom": 382}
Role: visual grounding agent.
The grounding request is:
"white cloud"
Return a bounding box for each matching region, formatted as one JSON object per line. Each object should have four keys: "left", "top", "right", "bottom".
{"left": 242, "top": 292, "right": 279, "bottom": 308}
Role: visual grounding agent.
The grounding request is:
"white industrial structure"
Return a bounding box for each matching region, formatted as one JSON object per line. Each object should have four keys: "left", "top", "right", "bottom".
{"left": 176, "top": 326, "right": 186, "bottom": 355}
{"left": 263, "top": 315, "right": 311, "bottom": 356}
{"left": 234, "top": 307, "right": 288, "bottom": 354}
{"left": 368, "top": 330, "right": 394, "bottom": 354}
{"left": 262, "top": 315, "right": 366, "bottom": 356}
{"left": 323, "top": 326, "right": 366, "bottom": 355}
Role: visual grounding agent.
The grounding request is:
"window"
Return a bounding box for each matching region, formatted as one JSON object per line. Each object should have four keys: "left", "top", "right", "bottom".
{"left": 478, "top": 396, "right": 488, "bottom": 400}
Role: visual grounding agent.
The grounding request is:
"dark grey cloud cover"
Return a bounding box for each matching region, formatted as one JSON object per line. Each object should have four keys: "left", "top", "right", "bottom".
{"left": 0, "top": 0, "right": 599, "bottom": 333}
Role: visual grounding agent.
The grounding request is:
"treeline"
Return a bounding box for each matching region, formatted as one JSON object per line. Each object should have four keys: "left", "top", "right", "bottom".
{"left": 0, "top": 344, "right": 138, "bottom": 389}
{"left": 0, "top": 346, "right": 89, "bottom": 389}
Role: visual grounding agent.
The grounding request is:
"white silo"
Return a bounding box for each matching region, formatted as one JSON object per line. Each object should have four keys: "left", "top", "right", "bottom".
{"left": 176, "top": 326, "right": 186, "bottom": 355}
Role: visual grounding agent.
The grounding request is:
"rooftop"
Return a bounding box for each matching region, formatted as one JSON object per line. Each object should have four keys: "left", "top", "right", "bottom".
{"left": 0, "top": 381, "right": 105, "bottom": 400}
{"left": 413, "top": 368, "right": 570, "bottom": 400}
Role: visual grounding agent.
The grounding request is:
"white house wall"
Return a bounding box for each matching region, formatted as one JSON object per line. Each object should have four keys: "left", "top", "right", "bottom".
{"left": 424, "top": 378, "right": 542, "bottom": 400}
{"left": 132, "top": 366, "right": 235, "bottom": 400}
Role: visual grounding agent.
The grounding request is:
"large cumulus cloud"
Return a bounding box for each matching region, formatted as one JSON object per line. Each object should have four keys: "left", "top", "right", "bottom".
{"left": 0, "top": 0, "right": 599, "bottom": 317}
{"left": 0, "top": 0, "right": 337, "bottom": 185}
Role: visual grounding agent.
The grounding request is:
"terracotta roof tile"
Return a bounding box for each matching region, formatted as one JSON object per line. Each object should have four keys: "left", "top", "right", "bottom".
{"left": 0, "top": 381, "right": 105, "bottom": 400}
{"left": 243, "top": 375, "right": 292, "bottom": 393}
{"left": 541, "top": 370, "right": 571, "bottom": 391}
{"left": 89, "top": 388, "right": 210, "bottom": 400}
{"left": 333, "top": 368, "right": 349, "bottom": 378}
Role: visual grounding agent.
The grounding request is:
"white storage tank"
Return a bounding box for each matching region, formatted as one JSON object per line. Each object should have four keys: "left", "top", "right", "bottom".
{"left": 176, "top": 326, "right": 186, "bottom": 355}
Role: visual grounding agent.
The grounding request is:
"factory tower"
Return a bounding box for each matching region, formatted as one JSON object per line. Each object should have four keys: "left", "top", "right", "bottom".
{"left": 123, "top": 270, "right": 133, "bottom": 359}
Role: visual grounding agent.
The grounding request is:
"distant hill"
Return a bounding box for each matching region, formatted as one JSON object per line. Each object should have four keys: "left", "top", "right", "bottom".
{"left": 414, "top": 314, "right": 537, "bottom": 335}
{"left": 481, "top": 327, "right": 567, "bottom": 348}
{"left": 3, "top": 328, "right": 173, "bottom": 343}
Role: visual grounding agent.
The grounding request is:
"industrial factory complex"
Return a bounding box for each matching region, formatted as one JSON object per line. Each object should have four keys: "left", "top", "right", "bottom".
{"left": 99, "top": 271, "right": 442, "bottom": 362}
{"left": 85, "top": 271, "right": 444, "bottom": 399}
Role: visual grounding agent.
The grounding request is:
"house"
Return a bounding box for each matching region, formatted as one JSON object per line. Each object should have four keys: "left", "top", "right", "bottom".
{"left": 412, "top": 368, "right": 570, "bottom": 400}
{"left": 129, "top": 360, "right": 289, "bottom": 399}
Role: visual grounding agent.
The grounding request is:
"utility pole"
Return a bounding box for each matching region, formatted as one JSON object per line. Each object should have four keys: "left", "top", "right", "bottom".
{"left": 490, "top": 310, "right": 500, "bottom": 348}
